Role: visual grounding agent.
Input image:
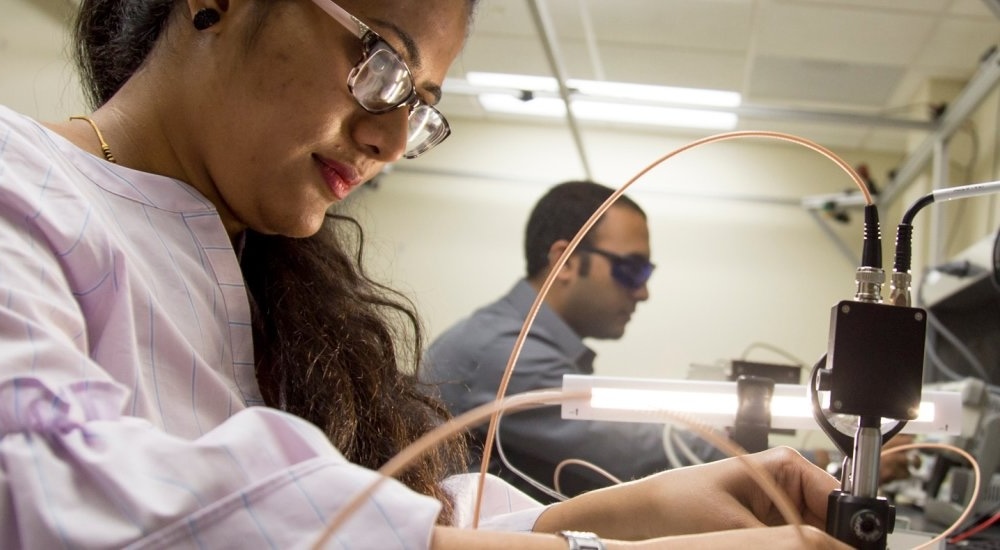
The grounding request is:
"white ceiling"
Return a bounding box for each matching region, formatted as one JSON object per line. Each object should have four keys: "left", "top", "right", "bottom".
{"left": 2, "top": 0, "right": 1000, "bottom": 155}
{"left": 441, "top": 0, "right": 1000, "bottom": 154}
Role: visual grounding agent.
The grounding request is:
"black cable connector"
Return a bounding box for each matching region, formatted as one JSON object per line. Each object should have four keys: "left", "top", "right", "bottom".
{"left": 861, "top": 204, "right": 882, "bottom": 269}
{"left": 893, "top": 223, "right": 913, "bottom": 274}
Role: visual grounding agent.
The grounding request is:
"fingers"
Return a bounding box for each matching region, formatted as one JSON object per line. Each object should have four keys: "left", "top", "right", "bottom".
{"left": 883, "top": 434, "right": 915, "bottom": 448}
{"left": 638, "top": 525, "right": 852, "bottom": 550}
{"left": 879, "top": 454, "right": 912, "bottom": 483}
{"left": 534, "top": 446, "right": 843, "bottom": 541}
{"left": 735, "top": 447, "right": 840, "bottom": 529}
{"left": 879, "top": 434, "right": 917, "bottom": 483}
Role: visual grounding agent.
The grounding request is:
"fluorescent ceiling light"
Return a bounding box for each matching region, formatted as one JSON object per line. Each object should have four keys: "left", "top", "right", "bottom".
{"left": 467, "top": 72, "right": 559, "bottom": 93}
{"left": 467, "top": 72, "right": 741, "bottom": 108}
{"left": 571, "top": 100, "right": 738, "bottom": 130}
{"left": 568, "top": 78, "right": 741, "bottom": 107}
{"left": 471, "top": 72, "right": 741, "bottom": 130}
{"left": 478, "top": 93, "right": 565, "bottom": 117}
{"left": 561, "top": 374, "right": 962, "bottom": 435}
{"left": 477, "top": 93, "right": 738, "bottom": 130}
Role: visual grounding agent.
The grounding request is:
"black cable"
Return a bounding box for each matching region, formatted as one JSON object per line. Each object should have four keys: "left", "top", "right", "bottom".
{"left": 895, "top": 181, "right": 1000, "bottom": 275}
{"left": 893, "top": 193, "right": 936, "bottom": 276}
{"left": 901, "top": 193, "right": 936, "bottom": 227}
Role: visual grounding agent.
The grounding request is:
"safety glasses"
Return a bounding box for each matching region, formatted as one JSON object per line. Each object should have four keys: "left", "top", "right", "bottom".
{"left": 577, "top": 245, "right": 655, "bottom": 290}
{"left": 310, "top": 0, "right": 451, "bottom": 158}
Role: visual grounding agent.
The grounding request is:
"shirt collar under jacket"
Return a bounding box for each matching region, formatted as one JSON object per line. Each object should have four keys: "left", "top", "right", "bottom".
{"left": 506, "top": 279, "right": 597, "bottom": 374}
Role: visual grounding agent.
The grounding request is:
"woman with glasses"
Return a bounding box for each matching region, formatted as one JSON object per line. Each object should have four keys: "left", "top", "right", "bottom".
{"left": 0, "top": 0, "right": 845, "bottom": 548}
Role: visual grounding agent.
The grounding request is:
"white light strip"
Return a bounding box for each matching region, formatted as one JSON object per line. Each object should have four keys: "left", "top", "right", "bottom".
{"left": 468, "top": 72, "right": 741, "bottom": 130}
{"left": 467, "top": 72, "right": 742, "bottom": 108}
{"left": 568, "top": 78, "right": 741, "bottom": 107}
{"left": 477, "top": 94, "right": 738, "bottom": 130}
{"left": 562, "top": 375, "right": 962, "bottom": 435}
{"left": 571, "top": 100, "right": 738, "bottom": 130}
{"left": 467, "top": 72, "right": 560, "bottom": 93}
{"left": 478, "top": 94, "right": 565, "bottom": 117}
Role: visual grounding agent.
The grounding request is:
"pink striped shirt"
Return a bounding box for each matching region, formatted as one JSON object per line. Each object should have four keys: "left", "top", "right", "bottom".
{"left": 0, "top": 106, "right": 542, "bottom": 548}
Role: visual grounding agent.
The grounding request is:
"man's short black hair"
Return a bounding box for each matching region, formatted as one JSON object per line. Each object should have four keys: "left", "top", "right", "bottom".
{"left": 524, "top": 180, "right": 645, "bottom": 279}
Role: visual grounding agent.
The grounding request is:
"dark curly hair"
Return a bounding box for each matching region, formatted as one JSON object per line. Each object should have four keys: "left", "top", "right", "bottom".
{"left": 73, "top": 0, "right": 477, "bottom": 525}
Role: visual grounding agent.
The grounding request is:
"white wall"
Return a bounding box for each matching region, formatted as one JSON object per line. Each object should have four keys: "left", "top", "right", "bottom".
{"left": 1, "top": 0, "right": 85, "bottom": 120}
{"left": 347, "top": 119, "right": 905, "bottom": 382}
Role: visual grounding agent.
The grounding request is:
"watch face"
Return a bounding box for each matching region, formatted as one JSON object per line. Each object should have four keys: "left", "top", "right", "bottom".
{"left": 559, "top": 531, "right": 605, "bottom": 550}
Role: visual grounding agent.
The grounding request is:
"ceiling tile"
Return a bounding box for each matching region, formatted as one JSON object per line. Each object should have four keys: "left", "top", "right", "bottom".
{"left": 749, "top": 56, "right": 904, "bottom": 107}
{"left": 755, "top": 2, "right": 938, "bottom": 64}
{"left": 948, "top": 0, "right": 998, "bottom": 16}
{"left": 469, "top": 1, "right": 537, "bottom": 37}
{"left": 564, "top": 0, "right": 755, "bottom": 52}
{"left": 915, "top": 18, "right": 1000, "bottom": 73}
{"left": 777, "top": 0, "right": 948, "bottom": 13}
{"left": 782, "top": 0, "right": 951, "bottom": 12}
{"left": 582, "top": 45, "right": 745, "bottom": 89}
{"left": 455, "top": 34, "right": 551, "bottom": 76}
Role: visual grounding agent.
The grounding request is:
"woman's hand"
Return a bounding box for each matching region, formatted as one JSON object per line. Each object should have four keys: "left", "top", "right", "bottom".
{"left": 432, "top": 524, "right": 850, "bottom": 549}
{"left": 879, "top": 434, "right": 917, "bottom": 484}
{"left": 630, "top": 525, "right": 851, "bottom": 549}
{"left": 533, "top": 446, "right": 841, "bottom": 541}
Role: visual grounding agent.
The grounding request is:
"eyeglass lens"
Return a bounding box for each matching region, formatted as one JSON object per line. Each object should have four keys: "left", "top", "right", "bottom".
{"left": 580, "top": 245, "right": 654, "bottom": 290}
{"left": 611, "top": 260, "right": 654, "bottom": 290}
{"left": 353, "top": 47, "right": 412, "bottom": 111}
{"left": 351, "top": 42, "right": 450, "bottom": 158}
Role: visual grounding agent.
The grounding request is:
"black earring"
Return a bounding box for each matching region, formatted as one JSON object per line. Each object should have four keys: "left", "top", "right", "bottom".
{"left": 193, "top": 8, "right": 221, "bottom": 30}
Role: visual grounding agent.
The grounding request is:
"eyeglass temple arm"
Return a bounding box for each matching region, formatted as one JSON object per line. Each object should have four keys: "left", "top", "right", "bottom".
{"left": 312, "top": 0, "right": 368, "bottom": 39}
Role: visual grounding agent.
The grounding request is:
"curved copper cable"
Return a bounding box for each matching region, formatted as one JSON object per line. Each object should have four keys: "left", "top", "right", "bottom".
{"left": 474, "top": 130, "right": 874, "bottom": 526}
{"left": 312, "top": 130, "right": 883, "bottom": 549}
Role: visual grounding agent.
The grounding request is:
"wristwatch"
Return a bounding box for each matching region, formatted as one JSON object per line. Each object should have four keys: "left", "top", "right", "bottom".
{"left": 558, "top": 530, "right": 606, "bottom": 550}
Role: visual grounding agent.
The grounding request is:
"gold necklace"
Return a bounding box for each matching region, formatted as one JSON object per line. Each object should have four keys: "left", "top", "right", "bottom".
{"left": 69, "top": 115, "right": 117, "bottom": 164}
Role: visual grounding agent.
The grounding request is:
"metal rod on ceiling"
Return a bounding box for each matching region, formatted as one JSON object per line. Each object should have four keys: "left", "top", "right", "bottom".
{"left": 879, "top": 46, "right": 1000, "bottom": 208}
{"left": 577, "top": 0, "right": 606, "bottom": 81}
{"left": 982, "top": 0, "right": 1000, "bottom": 19}
{"left": 526, "top": 0, "right": 594, "bottom": 180}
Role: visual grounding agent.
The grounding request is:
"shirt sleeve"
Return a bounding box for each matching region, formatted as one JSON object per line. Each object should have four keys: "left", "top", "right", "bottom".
{"left": 0, "top": 382, "right": 443, "bottom": 549}
{"left": 459, "top": 327, "right": 673, "bottom": 493}
{"left": 0, "top": 224, "right": 553, "bottom": 550}
{"left": 0, "top": 179, "right": 442, "bottom": 550}
{"left": 442, "top": 473, "right": 547, "bottom": 532}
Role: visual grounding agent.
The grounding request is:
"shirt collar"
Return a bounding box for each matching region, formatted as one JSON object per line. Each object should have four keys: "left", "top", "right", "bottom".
{"left": 506, "top": 279, "right": 596, "bottom": 373}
